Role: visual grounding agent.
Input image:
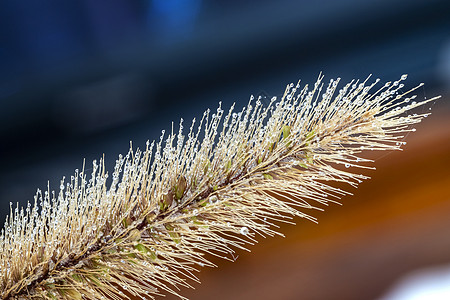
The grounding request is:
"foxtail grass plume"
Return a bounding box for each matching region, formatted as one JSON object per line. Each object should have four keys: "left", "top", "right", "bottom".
{"left": 0, "top": 74, "right": 440, "bottom": 299}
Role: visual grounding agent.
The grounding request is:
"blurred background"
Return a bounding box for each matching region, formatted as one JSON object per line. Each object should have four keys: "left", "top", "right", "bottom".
{"left": 0, "top": 0, "right": 449, "bottom": 299}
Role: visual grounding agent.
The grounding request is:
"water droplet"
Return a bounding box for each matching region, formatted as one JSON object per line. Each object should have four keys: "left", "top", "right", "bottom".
{"left": 209, "top": 195, "right": 218, "bottom": 204}
{"left": 240, "top": 227, "right": 249, "bottom": 235}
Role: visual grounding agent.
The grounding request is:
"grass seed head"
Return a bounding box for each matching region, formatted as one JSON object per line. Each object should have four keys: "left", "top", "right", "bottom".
{"left": 0, "top": 74, "right": 440, "bottom": 300}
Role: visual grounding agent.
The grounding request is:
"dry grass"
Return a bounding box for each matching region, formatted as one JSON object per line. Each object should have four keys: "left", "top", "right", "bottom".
{"left": 0, "top": 74, "right": 440, "bottom": 299}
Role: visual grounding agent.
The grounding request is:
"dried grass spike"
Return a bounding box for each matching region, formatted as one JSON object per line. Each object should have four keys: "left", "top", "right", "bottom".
{"left": 0, "top": 74, "right": 440, "bottom": 299}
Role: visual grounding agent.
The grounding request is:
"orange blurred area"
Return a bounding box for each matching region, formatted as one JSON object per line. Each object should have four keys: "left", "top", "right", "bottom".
{"left": 157, "top": 99, "right": 450, "bottom": 300}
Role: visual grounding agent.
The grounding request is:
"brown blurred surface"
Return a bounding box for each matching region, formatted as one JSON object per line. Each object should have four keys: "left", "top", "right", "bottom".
{"left": 157, "top": 100, "right": 450, "bottom": 300}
